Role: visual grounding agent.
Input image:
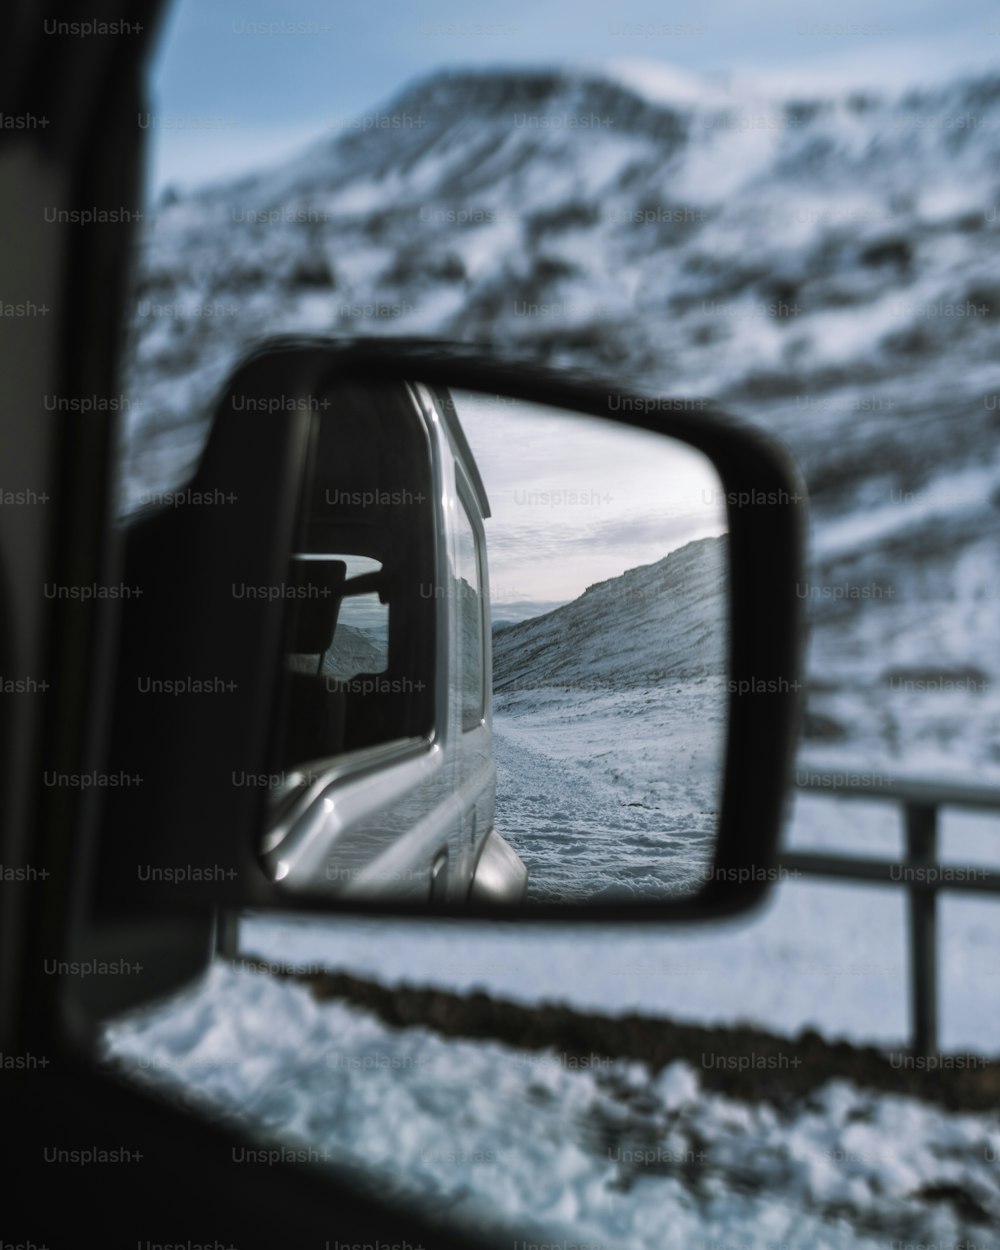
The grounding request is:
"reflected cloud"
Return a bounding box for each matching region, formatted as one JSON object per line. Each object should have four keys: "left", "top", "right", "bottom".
{"left": 453, "top": 390, "right": 727, "bottom": 604}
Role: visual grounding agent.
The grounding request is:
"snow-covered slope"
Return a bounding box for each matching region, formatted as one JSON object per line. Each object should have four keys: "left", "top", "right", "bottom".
{"left": 493, "top": 535, "right": 726, "bottom": 690}
{"left": 123, "top": 62, "right": 1000, "bottom": 779}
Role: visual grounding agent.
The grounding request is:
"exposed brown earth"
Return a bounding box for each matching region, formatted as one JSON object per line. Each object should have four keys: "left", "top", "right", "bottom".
{"left": 243, "top": 958, "right": 1000, "bottom": 1113}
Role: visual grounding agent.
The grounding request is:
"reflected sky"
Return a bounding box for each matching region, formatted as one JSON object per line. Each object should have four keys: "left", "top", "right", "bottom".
{"left": 452, "top": 390, "right": 726, "bottom": 605}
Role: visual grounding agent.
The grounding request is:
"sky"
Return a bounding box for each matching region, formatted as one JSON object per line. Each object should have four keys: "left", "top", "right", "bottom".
{"left": 145, "top": 0, "right": 1000, "bottom": 192}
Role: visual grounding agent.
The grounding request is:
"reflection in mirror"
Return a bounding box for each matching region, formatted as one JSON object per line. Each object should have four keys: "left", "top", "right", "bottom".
{"left": 265, "top": 381, "right": 729, "bottom": 906}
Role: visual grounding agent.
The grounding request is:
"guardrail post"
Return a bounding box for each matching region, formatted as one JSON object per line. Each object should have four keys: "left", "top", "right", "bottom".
{"left": 792, "top": 774, "right": 1000, "bottom": 1058}
{"left": 904, "top": 802, "right": 938, "bottom": 1057}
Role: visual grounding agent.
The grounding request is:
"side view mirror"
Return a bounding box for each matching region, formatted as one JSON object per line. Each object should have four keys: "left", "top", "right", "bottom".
{"left": 99, "top": 338, "right": 805, "bottom": 925}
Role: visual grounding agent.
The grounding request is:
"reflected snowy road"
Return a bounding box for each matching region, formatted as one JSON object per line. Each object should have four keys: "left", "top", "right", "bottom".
{"left": 493, "top": 700, "right": 718, "bottom": 903}
{"left": 486, "top": 537, "right": 728, "bottom": 903}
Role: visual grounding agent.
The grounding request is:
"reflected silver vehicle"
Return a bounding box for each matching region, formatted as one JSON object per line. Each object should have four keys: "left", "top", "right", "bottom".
{"left": 261, "top": 381, "right": 528, "bottom": 904}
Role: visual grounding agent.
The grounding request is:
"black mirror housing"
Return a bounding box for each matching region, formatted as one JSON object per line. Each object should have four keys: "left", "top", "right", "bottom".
{"left": 98, "top": 337, "right": 806, "bottom": 925}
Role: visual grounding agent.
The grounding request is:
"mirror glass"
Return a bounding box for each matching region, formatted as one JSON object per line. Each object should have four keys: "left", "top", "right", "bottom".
{"left": 264, "top": 380, "right": 729, "bottom": 906}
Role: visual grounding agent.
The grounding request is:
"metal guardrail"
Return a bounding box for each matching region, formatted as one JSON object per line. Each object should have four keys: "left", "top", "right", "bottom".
{"left": 785, "top": 771, "right": 1000, "bottom": 1056}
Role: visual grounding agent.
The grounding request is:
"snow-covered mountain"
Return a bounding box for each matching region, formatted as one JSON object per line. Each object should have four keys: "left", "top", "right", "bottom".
{"left": 493, "top": 535, "right": 726, "bottom": 691}
{"left": 491, "top": 599, "right": 568, "bottom": 630}
{"left": 127, "top": 65, "right": 1000, "bottom": 487}
{"left": 324, "top": 623, "right": 386, "bottom": 681}
{"left": 123, "top": 63, "right": 1000, "bottom": 777}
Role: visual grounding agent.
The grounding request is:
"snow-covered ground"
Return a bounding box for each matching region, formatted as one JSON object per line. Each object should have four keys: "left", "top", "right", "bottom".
{"left": 102, "top": 768, "right": 1000, "bottom": 1247}
{"left": 102, "top": 755, "right": 1000, "bottom": 1244}
{"left": 493, "top": 683, "right": 723, "bottom": 902}
{"left": 104, "top": 960, "right": 1000, "bottom": 1250}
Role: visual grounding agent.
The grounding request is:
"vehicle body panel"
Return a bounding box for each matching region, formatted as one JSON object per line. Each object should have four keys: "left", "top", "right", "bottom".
{"left": 262, "top": 381, "right": 523, "bottom": 903}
